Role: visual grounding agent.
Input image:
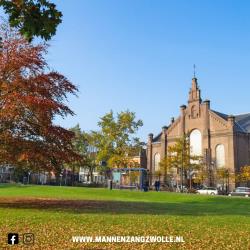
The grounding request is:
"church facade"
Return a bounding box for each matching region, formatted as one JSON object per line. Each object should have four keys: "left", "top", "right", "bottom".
{"left": 147, "top": 77, "right": 250, "bottom": 190}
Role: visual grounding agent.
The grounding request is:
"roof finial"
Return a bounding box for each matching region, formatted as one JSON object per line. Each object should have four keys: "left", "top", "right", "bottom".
{"left": 193, "top": 64, "right": 196, "bottom": 78}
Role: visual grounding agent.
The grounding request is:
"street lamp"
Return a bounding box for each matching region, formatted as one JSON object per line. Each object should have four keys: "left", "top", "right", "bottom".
{"left": 59, "top": 174, "right": 63, "bottom": 186}
{"left": 28, "top": 171, "right": 31, "bottom": 184}
{"left": 181, "top": 141, "right": 184, "bottom": 193}
{"left": 225, "top": 169, "right": 230, "bottom": 194}
{"left": 65, "top": 169, "right": 67, "bottom": 186}
{"left": 209, "top": 161, "right": 215, "bottom": 187}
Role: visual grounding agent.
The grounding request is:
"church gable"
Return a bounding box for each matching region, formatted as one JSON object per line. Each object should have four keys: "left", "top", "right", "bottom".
{"left": 167, "top": 117, "right": 181, "bottom": 137}
{"left": 209, "top": 110, "right": 228, "bottom": 131}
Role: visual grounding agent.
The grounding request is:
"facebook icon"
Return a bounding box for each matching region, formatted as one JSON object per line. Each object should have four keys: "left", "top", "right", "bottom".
{"left": 8, "top": 233, "right": 19, "bottom": 245}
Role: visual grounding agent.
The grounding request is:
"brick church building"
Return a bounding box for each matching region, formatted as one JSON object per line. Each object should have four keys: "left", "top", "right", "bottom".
{"left": 147, "top": 77, "right": 250, "bottom": 190}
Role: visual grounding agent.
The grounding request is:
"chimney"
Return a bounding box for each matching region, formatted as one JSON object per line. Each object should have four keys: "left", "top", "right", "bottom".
{"left": 162, "top": 126, "right": 168, "bottom": 133}
{"left": 203, "top": 99, "right": 210, "bottom": 109}
{"left": 180, "top": 105, "right": 186, "bottom": 116}
{"left": 228, "top": 115, "right": 235, "bottom": 128}
{"left": 148, "top": 133, "right": 153, "bottom": 143}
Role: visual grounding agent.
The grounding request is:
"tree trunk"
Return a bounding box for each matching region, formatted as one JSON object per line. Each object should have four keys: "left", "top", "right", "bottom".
{"left": 90, "top": 167, "right": 94, "bottom": 183}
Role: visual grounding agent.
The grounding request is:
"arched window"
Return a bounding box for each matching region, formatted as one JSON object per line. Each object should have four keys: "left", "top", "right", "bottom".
{"left": 190, "top": 129, "right": 202, "bottom": 156}
{"left": 154, "top": 153, "right": 161, "bottom": 171}
{"left": 216, "top": 144, "right": 225, "bottom": 168}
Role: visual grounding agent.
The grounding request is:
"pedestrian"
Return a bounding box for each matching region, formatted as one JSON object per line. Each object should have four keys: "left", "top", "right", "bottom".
{"left": 157, "top": 180, "right": 160, "bottom": 191}
{"left": 146, "top": 181, "right": 149, "bottom": 192}
{"left": 154, "top": 180, "right": 158, "bottom": 191}
{"left": 143, "top": 181, "right": 149, "bottom": 192}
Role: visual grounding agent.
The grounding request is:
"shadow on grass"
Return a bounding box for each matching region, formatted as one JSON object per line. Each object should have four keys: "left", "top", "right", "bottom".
{"left": 0, "top": 184, "right": 30, "bottom": 188}
{"left": 0, "top": 198, "right": 249, "bottom": 216}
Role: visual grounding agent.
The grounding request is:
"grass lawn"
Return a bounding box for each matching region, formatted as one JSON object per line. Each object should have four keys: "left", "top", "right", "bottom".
{"left": 0, "top": 184, "right": 250, "bottom": 249}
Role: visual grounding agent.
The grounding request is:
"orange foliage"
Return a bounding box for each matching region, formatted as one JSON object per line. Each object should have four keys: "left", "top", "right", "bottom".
{"left": 0, "top": 26, "right": 80, "bottom": 172}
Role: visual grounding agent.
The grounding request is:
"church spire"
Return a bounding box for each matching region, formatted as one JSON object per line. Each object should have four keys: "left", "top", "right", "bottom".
{"left": 189, "top": 76, "right": 201, "bottom": 103}
{"left": 192, "top": 77, "right": 198, "bottom": 90}
{"left": 192, "top": 64, "right": 198, "bottom": 89}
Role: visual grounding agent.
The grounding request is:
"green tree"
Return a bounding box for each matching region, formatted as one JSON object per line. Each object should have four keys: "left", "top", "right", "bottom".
{"left": 0, "top": 0, "right": 62, "bottom": 41}
{"left": 92, "top": 110, "right": 143, "bottom": 169}
{"left": 69, "top": 124, "right": 97, "bottom": 184}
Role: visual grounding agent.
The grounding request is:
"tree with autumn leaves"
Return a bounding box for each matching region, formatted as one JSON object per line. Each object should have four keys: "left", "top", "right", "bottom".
{"left": 159, "top": 133, "right": 204, "bottom": 190}
{"left": 215, "top": 167, "right": 235, "bottom": 193}
{"left": 237, "top": 166, "right": 250, "bottom": 186}
{"left": 0, "top": 24, "right": 80, "bottom": 174}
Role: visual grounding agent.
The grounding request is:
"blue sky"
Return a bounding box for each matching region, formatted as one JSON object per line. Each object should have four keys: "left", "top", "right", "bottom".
{"left": 6, "top": 1, "right": 250, "bottom": 140}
